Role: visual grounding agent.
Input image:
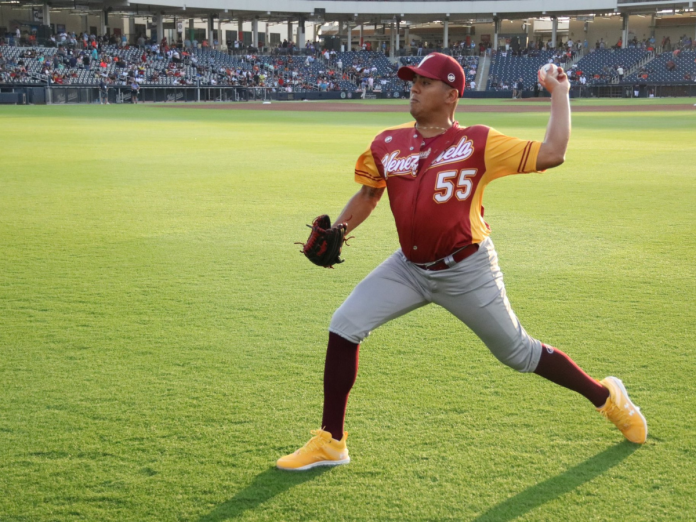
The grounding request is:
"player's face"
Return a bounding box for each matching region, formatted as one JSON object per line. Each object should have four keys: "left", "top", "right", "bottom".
{"left": 409, "top": 74, "right": 455, "bottom": 119}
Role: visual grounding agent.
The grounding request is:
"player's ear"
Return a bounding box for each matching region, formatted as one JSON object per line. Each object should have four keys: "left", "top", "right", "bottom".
{"left": 445, "top": 85, "right": 458, "bottom": 104}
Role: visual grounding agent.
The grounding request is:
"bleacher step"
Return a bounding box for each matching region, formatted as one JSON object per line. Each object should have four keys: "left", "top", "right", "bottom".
{"left": 476, "top": 55, "right": 490, "bottom": 91}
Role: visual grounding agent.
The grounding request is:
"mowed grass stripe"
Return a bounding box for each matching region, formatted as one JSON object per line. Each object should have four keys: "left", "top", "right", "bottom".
{"left": 0, "top": 105, "right": 694, "bottom": 521}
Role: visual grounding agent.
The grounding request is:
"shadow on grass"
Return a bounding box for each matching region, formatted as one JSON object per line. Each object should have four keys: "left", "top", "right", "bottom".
{"left": 473, "top": 441, "right": 638, "bottom": 522}
{"left": 198, "top": 466, "right": 330, "bottom": 521}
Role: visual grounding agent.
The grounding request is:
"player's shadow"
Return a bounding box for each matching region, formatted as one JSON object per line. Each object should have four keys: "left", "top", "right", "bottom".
{"left": 197, "top": 466, "right": 330, "bottom": 522}
{"left": 473, "top": 440, "right": 639, "bottom": 522}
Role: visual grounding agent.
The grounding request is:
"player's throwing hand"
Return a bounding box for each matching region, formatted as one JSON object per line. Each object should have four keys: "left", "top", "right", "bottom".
{"left": 539, "top": 64, "right": 570, "bottom": 94}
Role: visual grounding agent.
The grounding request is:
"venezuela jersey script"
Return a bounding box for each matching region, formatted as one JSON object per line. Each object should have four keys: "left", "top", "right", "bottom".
{"left": 355, "top": 121, "right": 543, "bottom": 264}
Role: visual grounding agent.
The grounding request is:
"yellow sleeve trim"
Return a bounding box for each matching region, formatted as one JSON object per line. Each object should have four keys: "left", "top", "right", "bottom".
{"left": 355, "top": 147, "right": 386, "bottom": 188}
{"left": 484, "top": 128, "right": 543, "bottom": 182}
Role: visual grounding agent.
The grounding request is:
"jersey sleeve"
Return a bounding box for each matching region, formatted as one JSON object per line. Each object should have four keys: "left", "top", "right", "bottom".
{"left": 483, "top": 128, "right": 543, "bottom": 182}
{"left": 354, "top": 145, "right": 386, "bottom": 188}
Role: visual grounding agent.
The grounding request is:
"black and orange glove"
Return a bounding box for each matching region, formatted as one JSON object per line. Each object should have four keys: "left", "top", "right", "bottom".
{"left": 296, "top": 215, "right": 352, "bottom": 268}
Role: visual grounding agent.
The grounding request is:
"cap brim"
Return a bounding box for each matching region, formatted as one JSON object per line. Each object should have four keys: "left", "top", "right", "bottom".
{"left": 397, "top": 65, "right": 442, "bottom": 83}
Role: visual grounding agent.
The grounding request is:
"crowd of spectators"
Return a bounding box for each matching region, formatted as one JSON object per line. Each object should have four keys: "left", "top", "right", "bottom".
{"left": 3, "top": 28, "right": 696, "bottom": 93}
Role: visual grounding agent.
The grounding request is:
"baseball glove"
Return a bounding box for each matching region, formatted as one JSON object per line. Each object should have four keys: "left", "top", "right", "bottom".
{"left": 296, "top": 215, "right": 352, "bottom": 268}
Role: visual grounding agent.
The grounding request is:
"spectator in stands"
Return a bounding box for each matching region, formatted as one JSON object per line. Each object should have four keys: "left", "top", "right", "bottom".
{"left": 617, "top": 66, "right": 624, "bottom": 82}
{"left": 130, "top": 79, "right": 140, "bottom": 103}
{"left": 666, "top": 59, "right": 676, "bottom": 71}
{"left": 99, "top": 79, "right": 109, "bottom": 104}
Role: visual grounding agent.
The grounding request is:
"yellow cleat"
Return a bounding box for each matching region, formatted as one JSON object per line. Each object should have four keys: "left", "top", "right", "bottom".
{"left": 276, "top": 429, "right": 350, "bottom": 471}
{"left": 597, "top": 376, "right": 648, "bottom": 444}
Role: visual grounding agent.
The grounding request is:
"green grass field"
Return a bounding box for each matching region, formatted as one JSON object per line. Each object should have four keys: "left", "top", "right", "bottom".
{"left": 1, "top": 104, "right": 695, "bottom": 521}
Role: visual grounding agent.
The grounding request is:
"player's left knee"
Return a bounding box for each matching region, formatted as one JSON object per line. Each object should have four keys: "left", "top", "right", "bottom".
{"left": 491, "top": 338, "right": 542, "bottom": 373}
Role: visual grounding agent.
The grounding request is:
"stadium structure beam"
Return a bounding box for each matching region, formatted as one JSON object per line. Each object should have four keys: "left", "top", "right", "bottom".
{"left": 493, "top": 16, "right": 500, "bottom": 51}
{"left": 395, "top": 17, "right": 400, "bottom": 53}
{"left": 42, "top": 1, "right": 50, "bottom": 26}
{"left": 551, "top": 15, "right": 558, "bottom": 48}
{"left": 157, "top": 13, "right": 164, "bottom": 42}
{"left": 298, "top": 16, "right": 305, "bottom": 48}
{"left": 621, "top": 12, "right": 629, "bottom": 48}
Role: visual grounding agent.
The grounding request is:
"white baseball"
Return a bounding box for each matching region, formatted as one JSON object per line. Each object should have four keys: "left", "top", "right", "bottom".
{"left": 538, "top": 63, "right": 558, "bottom": 84}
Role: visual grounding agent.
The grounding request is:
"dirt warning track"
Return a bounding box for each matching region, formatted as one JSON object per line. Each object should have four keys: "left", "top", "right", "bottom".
{"left": 170, "top": 101, "right": 695, "bottom": 113}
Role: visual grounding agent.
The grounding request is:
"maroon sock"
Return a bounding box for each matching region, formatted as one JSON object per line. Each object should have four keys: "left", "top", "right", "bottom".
{"left": 321, "top": 332, "right": 359, "bottom": 440}
{"left": 534, "top": 344, "right": 610, "bottom": 407}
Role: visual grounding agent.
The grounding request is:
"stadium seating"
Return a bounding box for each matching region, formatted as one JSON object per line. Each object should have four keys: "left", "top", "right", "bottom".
{"left": 572, "top": 48, "right": 651, "bottom": 85}
{"left": 401, "top": 55, "right": 479, "bottom": 88}
{"left": 486, "top": 51, "right": 556, "bottom": 91}
{"left": 622, "top": 50, "right": 696, "bottom": 83}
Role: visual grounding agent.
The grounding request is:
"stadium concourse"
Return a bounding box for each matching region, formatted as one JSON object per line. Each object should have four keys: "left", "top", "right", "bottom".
{"left": 2, "top": 0, "right": 696, "bottom": 102}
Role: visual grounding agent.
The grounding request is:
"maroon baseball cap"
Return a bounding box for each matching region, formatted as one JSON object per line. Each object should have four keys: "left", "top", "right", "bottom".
{"left": 397, "top": 53, "right": 466, "bottom": 97}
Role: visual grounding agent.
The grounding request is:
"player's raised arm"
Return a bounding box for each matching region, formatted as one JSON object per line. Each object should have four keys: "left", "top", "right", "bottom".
{"left": 536, "top": 66, "right": 571, "bottom": 171}
{"left": 335, "top": 185, "right": 384, "bottom": 234}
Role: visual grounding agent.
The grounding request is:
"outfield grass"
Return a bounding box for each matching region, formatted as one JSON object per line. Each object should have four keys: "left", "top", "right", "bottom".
{"left": 1, "top": 104, "right": 695, "bottom": 521}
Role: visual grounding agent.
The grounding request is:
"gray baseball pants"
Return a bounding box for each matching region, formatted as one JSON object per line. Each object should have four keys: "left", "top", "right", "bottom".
{"left": 329, "top": 238, "right": 542, "bottom": 373}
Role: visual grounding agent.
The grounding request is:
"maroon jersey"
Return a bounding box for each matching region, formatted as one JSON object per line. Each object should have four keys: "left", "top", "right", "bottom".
{"left": 355, "top": 122, "right": 542, "bottom": 264}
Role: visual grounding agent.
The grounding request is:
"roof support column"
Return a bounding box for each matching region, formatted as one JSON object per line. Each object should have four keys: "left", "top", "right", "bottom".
{"left": 359, "top": 23, "right": 363, "bottom": 47}
{"left": 126, "top": 17, "right": 134, "bottom": 43}
{"left": 494, "top": 16, "right": 500, "bottom": 52}
{"left": 347, "top": 22, "right": 352, "bottom": 52}
{"left": 622, "top": 13, "right": 629, "bottom": 49}
{"left": 252, "top": 19, "right": 258, "bottom": 48}
{"left": 390, "top": 21, "right": 395, "bottom": 59}
{"left": 395, "top": 18, "right": 400, "bottom": 53}
{"left": 298, "top": 18, "right": 305, "bottom": 49}
{"left": 42, "top": 2, "right": 51, "bottom": 27}
{"left": 551, "top": 16, "right": 557, "bottom": 49}
{"left": 288, "top": 19, "right": 293, "bottom": 43}
{"left": 157, "top": 14, "right": 164, "bottom": 44}
{"left": 218, "top": 17, "right": 223, "bottom": 49}
{"left": 238, "top": 18, "right": 243, "bottom": 44}
{"left": 189, "top": 18, "right": 194, "bottom": 46}
{"left": 443, "top": 20, "right": 448, "bottom": 50}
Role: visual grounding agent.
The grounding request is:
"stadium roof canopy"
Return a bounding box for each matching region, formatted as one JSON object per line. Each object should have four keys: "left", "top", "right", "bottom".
{"left": 3, "top": 0, "right": 694, "bottom": 23}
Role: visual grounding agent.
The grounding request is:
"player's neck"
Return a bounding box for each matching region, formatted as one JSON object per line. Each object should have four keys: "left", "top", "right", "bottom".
{"left": 414, "top": 117, "right": 454, "bottom": 138}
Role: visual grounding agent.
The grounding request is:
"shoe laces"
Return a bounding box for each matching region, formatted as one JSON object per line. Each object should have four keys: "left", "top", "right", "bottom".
{"left": 600, "top": 400, "right": 638, "bottom": 430}
{"left": 298, "top": 429, "right": 329, "bottom": 454}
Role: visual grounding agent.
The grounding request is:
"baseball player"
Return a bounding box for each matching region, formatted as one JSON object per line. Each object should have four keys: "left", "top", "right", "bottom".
{"left": 278, "top": 53, "right": 647, "bottom": 471}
